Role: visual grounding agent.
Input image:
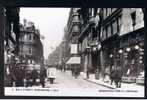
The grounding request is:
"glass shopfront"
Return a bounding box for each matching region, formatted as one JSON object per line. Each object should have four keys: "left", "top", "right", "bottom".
{"left": 119, "top": 32, "right": 144, "bottom": 78}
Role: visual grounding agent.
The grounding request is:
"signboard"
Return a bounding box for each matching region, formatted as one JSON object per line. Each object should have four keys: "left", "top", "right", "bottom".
{"left": 70, "top": 44, "right": 78, "bottom": 54}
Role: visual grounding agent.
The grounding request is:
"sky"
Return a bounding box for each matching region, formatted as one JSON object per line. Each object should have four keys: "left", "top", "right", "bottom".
{"left": 20, "top": 8, "right": 70, "bottom": 59}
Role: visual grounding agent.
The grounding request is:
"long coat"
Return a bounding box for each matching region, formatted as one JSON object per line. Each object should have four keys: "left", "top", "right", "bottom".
{"left": 47, "top": 67, "right": 56, "bottom": 79}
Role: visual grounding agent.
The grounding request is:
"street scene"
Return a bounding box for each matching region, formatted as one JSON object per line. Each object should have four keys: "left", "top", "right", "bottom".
{"left": 1, "top": 8, "right": 145, "bottom": 97}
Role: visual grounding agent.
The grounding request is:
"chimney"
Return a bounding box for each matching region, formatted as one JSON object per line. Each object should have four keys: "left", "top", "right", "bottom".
{"left": 23, "top": 19, "right": 27, "bottom": 27}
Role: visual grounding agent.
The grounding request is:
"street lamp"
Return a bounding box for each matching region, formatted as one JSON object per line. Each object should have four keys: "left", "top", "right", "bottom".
{"left": 93, "top": 47, "right": 97, "bottom": 52}
{"left": 109, "top": 54, "right": 113, "bottom": 58}
{"left": 126, "top": 47, "right": 131, "bottom": 52}
{"left": 118, "top": 49, "right": 123, "bottom": 54}
{"left": 7, "top": 54, "right": 11, "bottom": 58}
{"left": 135, "top": 45, "right": 139, "bottom": 50}
{"left": 139, "top": 48, "right": 143, "bottom": 52}
{"left": 139, "top": 60, "right": 143, "bottom": 64}
{"left": 97, "top": 44, "right": 101, "bottom": 50}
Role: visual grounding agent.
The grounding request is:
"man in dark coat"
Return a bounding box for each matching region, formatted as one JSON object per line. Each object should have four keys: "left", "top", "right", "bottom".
{"left": 25, "top": 70, "right": 32, "bottom": 87}
{"left": 110, "top": 67, "right": 115, "bottom": 85}
{"left": 114, "top": 67, "right": 123, "bottom": 88}
{"left": 14, "top": 66, "right": 24, "bottom": 87}
{"left": 39, "top": 67, "right": 46, "bottom": 87}
{"left": 31, "top": 68, "right": 38, "bottom": 86}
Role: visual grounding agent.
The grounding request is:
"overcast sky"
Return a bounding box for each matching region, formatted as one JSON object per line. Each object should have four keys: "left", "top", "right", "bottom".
{"left": 20, "top": 8, "right": 70, "bottom": 59}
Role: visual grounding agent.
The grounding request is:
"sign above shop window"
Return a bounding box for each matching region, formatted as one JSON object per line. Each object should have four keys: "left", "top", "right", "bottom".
{"left": 70, "top": 44, "right": 78, "bottom": 54}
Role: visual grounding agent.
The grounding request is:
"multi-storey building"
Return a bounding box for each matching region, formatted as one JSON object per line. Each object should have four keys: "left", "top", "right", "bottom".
{"left": 3, "top": 7, "right": 20, "bottom": 86}
{"left": 100, "top": 8, "right": 144, "bottom": 79}
{"left": 78, "top": 8, "right": 101, "bottom": 76}
{"left": 77, "top": 8, "right": 144, "bottom": 81}
{"left": 19, "top": 19, "right": 44, "bottom": 65}
{"left": 65, "top": 8, "right": 81, "bottom": 71}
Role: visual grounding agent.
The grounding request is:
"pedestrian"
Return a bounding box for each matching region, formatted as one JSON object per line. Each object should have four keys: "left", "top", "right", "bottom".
{"left": 114, "top": 67, "right": 123, "bottom": 88}
{"left": 110, "top": 66, "right": 115, "bottom": 85}
{"left": 14, "top": 66, "right": 24, "bottom": 87}
{"left": 47, "top": 65, "right": 56, "bottom": 84}
{"left": 31, "top": 68, "right": 38, "bottom": 86}
{"left": 25, "top": 70, "right": 32, "bottom": 87}
{"left": 39, "top": 67, "right": 46, "bottom": 87}
{"left": 71, "top": 66, "right": 74, "bottom": 76}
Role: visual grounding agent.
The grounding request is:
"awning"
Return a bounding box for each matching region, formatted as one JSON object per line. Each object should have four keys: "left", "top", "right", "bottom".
{"left": 66, "top": 57, "right": 81, "bottom": 64}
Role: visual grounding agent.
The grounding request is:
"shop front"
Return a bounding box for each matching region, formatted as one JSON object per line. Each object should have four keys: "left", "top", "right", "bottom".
{"left": 100, "top": 34, "right": 119, "bottom": 80}
{"left": 119, "top": 28, "right": 144, "bottom": 83}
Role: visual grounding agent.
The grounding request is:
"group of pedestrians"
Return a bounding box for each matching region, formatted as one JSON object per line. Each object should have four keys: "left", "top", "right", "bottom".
{"left": 25, "top": 66, "right": 57, "bottom": 87}
{"left": 7, "top": 64, "right": 57, "bottom": 88}
{"left": 25, "top": 67, "right": 47, "bottom": 87}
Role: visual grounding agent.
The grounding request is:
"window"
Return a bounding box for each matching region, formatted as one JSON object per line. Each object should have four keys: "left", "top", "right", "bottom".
{"left": 103, "top": 8, "right": 106, "bottom": 19}
{"left": 131, "top": 12, "right": 136, "bottom": 27}
{"left": 107, "top": 25, "right": 111, "bottom": 37}
{"left": 112, "top": 8, "right": 116, "bottom": 12}
{"left": 91, "top": 8, "right": 94, "bottom": 17}
{"left": 33, "top": 35, "right": 35, "bottom": 40}
{"left": 111, "top": 24, "right": 113, "bottom": 35}
{"left": 117, "top": 17, "right": 121, "bottom": 34}
{"left": 107, "top": 8, "right": 111, "bottom": 16}
{"left": 29, "top": 34, "right": 32, "bottom": 40}
{"left": 106, "top": 26, "right": 108, "bottom": 38}
{"left": 103, "top": 28, "right": 106, "bottom": 39}
{"left": 106, "top": 8, "right": 108, "bottom": 17}
{"left": 112, "top": 21, "right": 117, "bottom": 34}
{"left": 29, "top": 47, "right": 32, "bottom": 54}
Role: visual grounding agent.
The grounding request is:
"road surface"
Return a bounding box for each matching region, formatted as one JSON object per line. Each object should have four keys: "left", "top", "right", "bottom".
{"left": 45, "top": 70, "right": 109, "bottom": 89}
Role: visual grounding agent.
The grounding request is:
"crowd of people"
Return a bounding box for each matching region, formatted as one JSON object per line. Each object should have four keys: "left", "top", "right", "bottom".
{"left": 5, "top": 64, "right": 57, "bottom": 88}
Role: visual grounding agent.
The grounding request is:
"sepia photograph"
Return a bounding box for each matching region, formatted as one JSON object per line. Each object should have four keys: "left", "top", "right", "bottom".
{"left": 1, "top": 7, "right": 145, "bottom": 97}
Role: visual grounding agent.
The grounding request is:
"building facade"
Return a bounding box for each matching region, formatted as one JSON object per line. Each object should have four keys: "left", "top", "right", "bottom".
{"left": 19, "top": 19, "right": 44, "bottom": 65}
{"left": 3, "top": 7, "right": 20, "bottom": 86}
{"left": 78, "top": 8, "right": 101, "bottom": 76}
{"left": 65, "top": 8, "right": 81, "bottom": 72}
{"left": 100, "top": 8, "right": 144, "bottom": 78}
{"left": 77, "top": 8, "right": 144, "bottom": 80}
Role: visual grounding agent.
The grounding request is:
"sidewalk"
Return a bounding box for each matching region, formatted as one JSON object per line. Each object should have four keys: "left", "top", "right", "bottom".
{"left": 79, "top": 72, "right": 144, "bottom": 91}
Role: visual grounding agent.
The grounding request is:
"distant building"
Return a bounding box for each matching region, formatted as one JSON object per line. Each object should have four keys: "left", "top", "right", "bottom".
{"left": 48, "top": 46, "right": 60, "bottom": 66}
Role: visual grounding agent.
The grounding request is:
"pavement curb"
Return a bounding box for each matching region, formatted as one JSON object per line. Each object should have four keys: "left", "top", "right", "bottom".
{"left": 84, "top": 79, "right": 116, "bottom": 89}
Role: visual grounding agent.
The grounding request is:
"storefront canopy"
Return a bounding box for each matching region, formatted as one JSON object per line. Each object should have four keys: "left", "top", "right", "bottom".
{"left": 66, "top": 57, "right": 81, "bottom": 64}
